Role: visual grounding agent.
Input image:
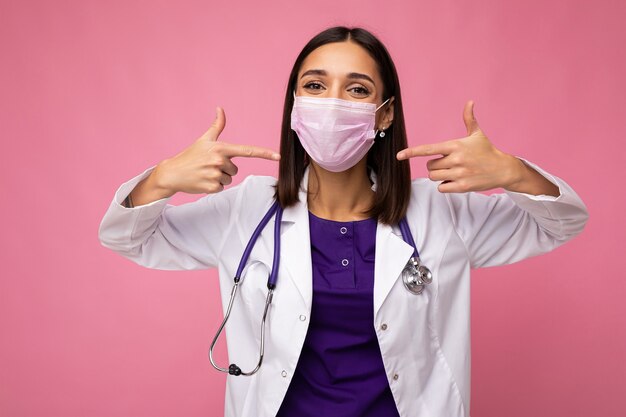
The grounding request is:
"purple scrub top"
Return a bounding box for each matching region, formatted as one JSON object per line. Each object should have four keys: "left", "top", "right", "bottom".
{"left": 275, "top": 211, "right": 400, "bottom": 417}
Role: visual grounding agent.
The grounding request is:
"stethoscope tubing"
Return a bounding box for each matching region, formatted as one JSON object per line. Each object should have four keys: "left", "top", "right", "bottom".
{"left": 209, "top": 198, "right": 431, "bottom": 376}
{"left": 234, "top": 200, "right": 282, "bottom": 288}
{"left": 398, "top": 217, "right": 419, "bottom": 258}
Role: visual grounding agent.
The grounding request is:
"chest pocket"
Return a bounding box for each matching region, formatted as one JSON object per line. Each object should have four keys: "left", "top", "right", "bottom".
{"left": 237, "top": 260, "right": 272, "bottom": 344}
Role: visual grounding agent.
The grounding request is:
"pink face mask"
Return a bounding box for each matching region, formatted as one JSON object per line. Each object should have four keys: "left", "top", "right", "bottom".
{"left": 290, "top": 92, "right": 391, "bottom": 172}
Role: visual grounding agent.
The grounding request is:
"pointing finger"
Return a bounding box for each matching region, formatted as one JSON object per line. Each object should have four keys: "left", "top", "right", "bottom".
{"left": 463, "top": 100, "right": 481, "bottom": 135}
{"left": 220, "top": 142, "right": 281, "bottom": 161}
{"left": 396, "top": 140, "right": 457, "bottom": 160}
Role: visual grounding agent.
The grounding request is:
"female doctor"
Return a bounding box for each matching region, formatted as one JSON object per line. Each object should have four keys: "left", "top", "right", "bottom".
{"left": 98, "top": 26, "right": 589, "bottom": 417}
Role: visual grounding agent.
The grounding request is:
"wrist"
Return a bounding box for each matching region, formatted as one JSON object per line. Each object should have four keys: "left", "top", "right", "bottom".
{"left": 502, "top": 154, "right": 528, "bottom": 193}
{"left": 502, "top": 155, "right": 560, "bottom": 197}
{"left": 150, "top": 160, "right": 177, "bottom": 199}
{"left": 128, "top": 163, "right": 175, "bottom": 206}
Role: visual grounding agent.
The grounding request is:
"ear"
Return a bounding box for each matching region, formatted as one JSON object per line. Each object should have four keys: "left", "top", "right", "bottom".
{"left": 382, "top": 96, "right": 395, "bottom": 127}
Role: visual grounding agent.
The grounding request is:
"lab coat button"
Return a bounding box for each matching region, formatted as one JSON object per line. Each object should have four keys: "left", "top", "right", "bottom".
{"left": 381, "top": 323, "right": 388, "bottom": 331}
{"left": 281, "top": 370, "right": 287, "bottom": 377}
{"left": 341, "top": 258, "right": 349, "bottom": 266}
{"left": 340, "top": 227, "right": 347, "bottom": 234}
{"left": 393, "top": 373, "right": 399, "bottom": 381}
{"left": 299, "top": 315, "right": 306, "bottom": 321}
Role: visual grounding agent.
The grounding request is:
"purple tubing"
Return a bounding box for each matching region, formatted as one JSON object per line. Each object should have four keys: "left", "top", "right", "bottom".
{"left": 233, "top": 200, "right": 282, "bottom": 290}
{"left": 234, "top": 200, "right": 416, "bottom": 290}
{"left": 398, "top": 217, "right": 420, "bottom": 259}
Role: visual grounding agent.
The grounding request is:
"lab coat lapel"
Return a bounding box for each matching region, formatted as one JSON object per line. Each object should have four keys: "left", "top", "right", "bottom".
{"left": 373, "top": 222, "right": 415, "bottom": 319}
{"left": 276, "top": 165, "right": 415, "bottom": 317}
{"left": 279, "top": 166, "right": 314, "bottom": 312}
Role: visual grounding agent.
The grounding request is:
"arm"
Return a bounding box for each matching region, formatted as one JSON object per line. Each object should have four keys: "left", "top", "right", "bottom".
{"left": 396, "top": 100, "right": 588, "bottom": 266}
{"left": 503, "top": 156, "right": 560, "bottom": 197}
{"left": 99, "top": 106, "right": 280, "bottom": 271}
{"left": 98, "top": 164, "right": 245, "bottom": 270}
{"left": 121, "top": 165, "right": 173, "bottom": 208}
{"left": 445, "top": 158, "right": 589, "bottom": 269}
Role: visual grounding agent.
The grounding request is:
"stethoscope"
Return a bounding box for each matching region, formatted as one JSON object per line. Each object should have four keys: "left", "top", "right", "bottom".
{"left": 209, "top": 200, "right": 432, "bottom": 376}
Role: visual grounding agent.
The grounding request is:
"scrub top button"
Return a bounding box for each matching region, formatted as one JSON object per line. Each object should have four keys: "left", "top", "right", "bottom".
{"left": 341, "top": 259, "right": 349, "bottom": 267}
{"left": 340, "top": 227, "right": 347, "bottom": 234}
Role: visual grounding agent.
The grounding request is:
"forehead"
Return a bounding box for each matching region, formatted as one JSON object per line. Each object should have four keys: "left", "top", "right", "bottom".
{"left": 299, "top": 41, "right": 381, "bottom": 83}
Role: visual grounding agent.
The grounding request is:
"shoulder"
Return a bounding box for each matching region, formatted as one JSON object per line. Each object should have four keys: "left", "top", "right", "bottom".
{"left": 232, "top": 173, "right": 278, "bottom": 219}
{"left": 408, "top": 177, "right": 448, "bottom": 206}
{"left": 406, "top": 177, "right": 520, "bottom": 229}
{"left": 235, "top": 174, "right": 277, "bottom": 200}
{"left": 406, "top": 177, "right": 461, "bottom": 226}
{"left": 408, "top": 176, "right": 503, "bottom": 207}
{"left": 243, "top": 175, "right": 278, "bottom": 185}
{"left": 410, "top": 176, "right": 433, "bottom": 190}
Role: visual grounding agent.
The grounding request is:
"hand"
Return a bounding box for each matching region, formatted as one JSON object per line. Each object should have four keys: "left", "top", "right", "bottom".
{"left": 154, "top": 107, "right": 280, "bottom": 196}
{"left": 396, "top": 100, "right": 521, "bottom": 193}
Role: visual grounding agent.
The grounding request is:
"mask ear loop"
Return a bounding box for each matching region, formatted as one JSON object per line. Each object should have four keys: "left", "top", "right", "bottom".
{"left": 375, "top": 97, "right": 391, "bottom": 112}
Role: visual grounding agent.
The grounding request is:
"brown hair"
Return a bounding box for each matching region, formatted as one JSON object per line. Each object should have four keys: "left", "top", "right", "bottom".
{"left": 273, "top": 26, "right": 411, "bottom": 225}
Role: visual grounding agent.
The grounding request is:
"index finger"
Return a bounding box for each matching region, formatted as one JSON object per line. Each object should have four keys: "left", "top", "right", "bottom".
{"left": 220, "top": 142, "right": 281, "bottom": 161}
{"left": 396, "top": 140, "right": 457, "bottom": 160}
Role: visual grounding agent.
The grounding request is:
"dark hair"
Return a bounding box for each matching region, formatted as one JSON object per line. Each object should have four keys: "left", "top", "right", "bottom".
{"left": 273, "top": 26, "right": 411, "bottom": 225}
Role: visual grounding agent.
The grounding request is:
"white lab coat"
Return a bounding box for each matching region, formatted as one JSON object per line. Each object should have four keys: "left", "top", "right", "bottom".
{"left": 98, "top": 158, "right": 588, "bottom": 417}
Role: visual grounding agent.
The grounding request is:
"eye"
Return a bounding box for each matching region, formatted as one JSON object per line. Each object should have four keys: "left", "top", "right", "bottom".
{"left": 303, "top": 82, "right": 325, "bottom": 91}
{"left": 349, "top": 85, "right": 370, "bottom": 96}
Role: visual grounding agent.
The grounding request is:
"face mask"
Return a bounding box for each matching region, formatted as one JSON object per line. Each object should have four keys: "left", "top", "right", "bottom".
{"left": 290, "top": 92, "right": 391, "bottom": 172}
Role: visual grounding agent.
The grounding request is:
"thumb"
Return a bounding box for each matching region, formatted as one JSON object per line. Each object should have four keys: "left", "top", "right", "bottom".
{"left": 463, "top": 100, "right": 481, "bottom": 135}
{"left": 202, "top": 106, "right": 226, "bottom": 142}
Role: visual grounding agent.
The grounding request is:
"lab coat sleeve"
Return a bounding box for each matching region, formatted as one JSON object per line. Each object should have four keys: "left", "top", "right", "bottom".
{"left": 98, "top": 164, "right": 245, "bottom": 270}
{"left": 444, "top": 157, "right": 589, "bottom": 269}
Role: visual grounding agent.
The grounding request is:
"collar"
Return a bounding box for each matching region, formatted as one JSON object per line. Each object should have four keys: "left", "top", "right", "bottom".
{"left": 281, "top": 164, "right": 378, "bottom": 223}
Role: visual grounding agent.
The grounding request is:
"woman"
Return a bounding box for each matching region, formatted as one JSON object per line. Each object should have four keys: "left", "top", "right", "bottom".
{"left": 98, "top": 26, "right": 588, "bottom": 417}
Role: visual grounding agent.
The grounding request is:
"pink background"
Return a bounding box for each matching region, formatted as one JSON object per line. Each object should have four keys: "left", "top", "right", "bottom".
{"left": 1, "top": 0, "right": 624, "bottom": 416}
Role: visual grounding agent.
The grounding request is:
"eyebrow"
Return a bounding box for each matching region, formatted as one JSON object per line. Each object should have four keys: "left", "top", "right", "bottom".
{"left": 300, "top": 69, "right": 375, "bottom": 85}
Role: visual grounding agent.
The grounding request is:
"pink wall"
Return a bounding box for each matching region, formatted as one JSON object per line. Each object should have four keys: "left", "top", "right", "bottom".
{"left": 1, "top": 0, "right": 624, "bottom": 416}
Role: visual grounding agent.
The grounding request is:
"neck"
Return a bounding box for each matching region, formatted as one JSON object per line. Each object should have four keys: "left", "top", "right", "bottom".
{"left": 306, "top": 160, "right": 375, "bottom": 221}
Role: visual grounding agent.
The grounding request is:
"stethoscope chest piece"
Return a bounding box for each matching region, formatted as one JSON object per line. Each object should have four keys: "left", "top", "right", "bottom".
{"left": 402, "top": 256, "right": 433, "bottom": 295}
